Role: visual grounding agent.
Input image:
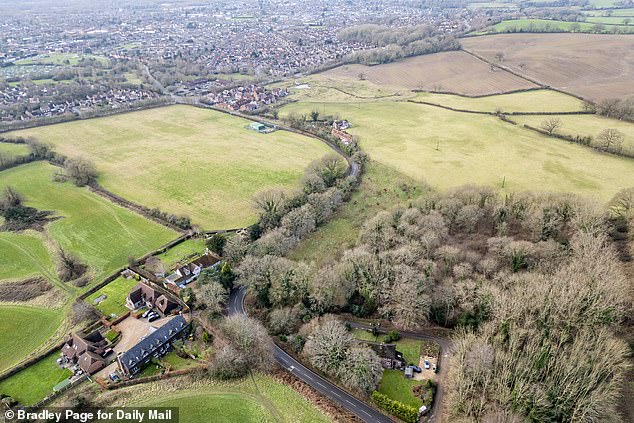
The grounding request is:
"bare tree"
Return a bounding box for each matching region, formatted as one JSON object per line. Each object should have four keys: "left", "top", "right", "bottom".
{"left": 596, "top": 128, "right": 624, "bottom": 152}
{"left": 57, "top": 246, "right": 87, "bottom": 282}
{"left": 63, "top": 158, "right": 97, "bottom": 186}
{"left": 494, "top": 52, "right": 505, "bottom": 63}
{"left": 197, "top": 281, "right": 228, "bottom": 315}
{"left": 540, "top": 118, "right": 562, "bottom": 135}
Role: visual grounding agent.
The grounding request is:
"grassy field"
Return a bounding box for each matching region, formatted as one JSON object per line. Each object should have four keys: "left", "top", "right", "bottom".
{"left": 87, "top": 276, "right": 138, "bottom": 318}
{"left": 378, "top": 370, "right": 425, "bottom": 408}
{"left": 0, "top": 306, "right": 65, "bottom": 373}
{"left": 8, "top": 105, "right": 332, "bottom": 229}
{"left": 413, "top": 89, "right": 585, "bottom": 113}
{"left": 476, "top": 18, "right": 634, "bottom": 34}
{"left": 289, "top": 161, "right": 427, "bottom": 266}
{"left": 0, "top": 162, "right": 177, "bottom": 283}
{"left": 584, "top": 8, "right": 634, "bottom": 16}
{"left": 586, "top": 16, "right": 634, "bottom": 24}
{"left": 280, "top": 101, "right": 634, "bottom": 202}
{"left": 0, "top": 142, "right": 29, "bottom": 159}
{"left": 0, "top": 353, "right": 71, "bottom": 405}
{"left": 321, "top": 51, "right": 537, "bottom": 95}
{"left": 111, "top": 374, "right": 331, "bottom": 423}
{"left": 0, "top": 231, "right": 53, "bottom": 282}
{"left": 511, "top": 114, "right": 634, "bottom": 152}
{"left": 462, "top": 33, "right": 634, "bottom": 101}
{"left": 154, "top": 238, "right": 206, "bottom": 270}
{"left": 352, "top": 329, "right": 422, "bottom": 364}
{"left": 15, "top": 53, "right": 109, "bottom": 67}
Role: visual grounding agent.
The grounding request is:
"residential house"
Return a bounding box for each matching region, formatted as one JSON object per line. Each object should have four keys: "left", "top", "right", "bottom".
{"left": 61, "top": 331, "right": 108, "bottom": 374}
{"left": 126, "top": 282, "right": 179, "bottom": 316}
{"left": 365, "top": 342, "right": 406, "bottom": 369}
{"left": 116, "top": 315, "right": 189, "bottom": 377}
{"left": 164, "top": 251, "right": 219, "bottom": 288}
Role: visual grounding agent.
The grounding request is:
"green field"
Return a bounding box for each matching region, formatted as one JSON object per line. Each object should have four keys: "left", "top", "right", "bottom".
{"left": 8, "top": 105, "right": 332, "bottom": 229}
{"left": 87, "top": 277, "right": 138, "bottom": 318}
{"left": 584, "top": 8, "right": 634, "bottom": 16}
{"left": 477, "top": 18, "right": 634, "bottom": 34}
{"left": 281, "top": 101, "right": 634, "bottom": 202}
{"left": 0, "top": 162, "right": 177, "bottom": 283}
{"left": 0, "top": 143, "right": 29, "bottom": 160}
{"left": 127, "top": 374, "right": 330, "bottom": 423}
{"left": 413, "top": 89, "right": 585, "bottom": 113}
{"left": 0, "top": 352, "right": 71, "bottom": 405}
{"left": 0, "top": 306, "right": 65, "bottom": 373}
{"left": 154, "top": 238, "right": 206, "bottom": 269}
{"left": 511, "top": 114, "right": 634, "bottom": 152}
{"left": 351, "top": 329, "right": 422, "bottom": 364}
{"left": 0, "top": 231, "right": 53, "bottom": 282}
{"left": 378, "top": 370, "right": 425, "bottom": 408}
{"left": 586, "top": 16, "right": 634, "bottom": 24}
{"left": 15, "top": 53, "right": 109, "bottom": 67}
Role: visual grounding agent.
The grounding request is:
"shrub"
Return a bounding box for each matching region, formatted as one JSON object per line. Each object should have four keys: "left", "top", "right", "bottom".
{"left": 371, "top": 391, "right": 419, "bottom": 423}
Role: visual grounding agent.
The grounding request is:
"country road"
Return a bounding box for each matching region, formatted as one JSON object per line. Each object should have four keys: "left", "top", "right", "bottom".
{"left": 227, "top": 286, "right": 452, "bottom": 423}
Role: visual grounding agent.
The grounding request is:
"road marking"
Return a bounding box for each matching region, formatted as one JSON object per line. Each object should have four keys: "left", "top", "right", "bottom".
{"left": 315, "top": 381, "right": 327, "bottom": 389}
{"left": 360, "top": 410, "right": 372, "bottom": 418}
{"left": 345, "top": 399, "right": 357, "bottom": 407}
{"left": 303, "top": 373, "right": 313, "bottom": 381}
{"left": 332, "top": 391, "right": 341, "bottom": 398}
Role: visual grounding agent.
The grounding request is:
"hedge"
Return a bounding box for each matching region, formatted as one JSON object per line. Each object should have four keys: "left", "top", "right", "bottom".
{"left": 371, "top": 391, "right": 419, "bottom": 423}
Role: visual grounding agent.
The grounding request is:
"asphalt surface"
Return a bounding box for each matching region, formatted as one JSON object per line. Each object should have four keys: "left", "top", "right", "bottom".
{"left": 227, "top": 286, "right": 393, "bottom": 423}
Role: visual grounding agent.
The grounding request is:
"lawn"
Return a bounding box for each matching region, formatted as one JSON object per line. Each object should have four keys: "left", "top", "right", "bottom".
{"left": 289, "top": 161, "right": 427, "bottom": 266}
{"left": 8, "top": 105, "right": 332, "bottom": 229}
{"left": 413, "top": 89, "right": 586, "bottom": 113}
{"left": 0, "top": 231, "right": 53, "bottom": 282}
{"left": 125, "top": 374, "right": 330, "bottom": 423}
{"left": 0, "top": 353, "right": 71, "bottom": 405}
{"left": 15, "top": 53, "right": 109, "bottom": 67}
{"left": 510, "top": 114, "right": 634, "bottom": 153}
{"left": 378, "top": 370, "right": 425, "bottom": 408}
{"left": 0, "top": 162, "right": 177, "bottom": 284}
{"left": 0, "top": 306, "right": 64, "bottom": 372}
{"left": 154, "top": 238, "right": 206, "bottom": 270}
{"left": 280, "top": 101, "right": 634, "bottom": 202}
{"left": 0, "top": 142, "right": 29, "bottom": 159}
{"left": 351, "top": 329, "right": 422, "bottom": 365}
{"left": 87, "top": 277, "right": 138, "bottom": 318}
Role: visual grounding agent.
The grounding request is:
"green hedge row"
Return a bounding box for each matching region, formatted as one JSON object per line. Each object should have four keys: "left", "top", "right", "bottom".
{"left": 371, "top": 391, "right": 419, "bottom": 423}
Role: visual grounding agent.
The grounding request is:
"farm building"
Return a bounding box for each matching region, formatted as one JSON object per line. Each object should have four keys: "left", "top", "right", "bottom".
{"left": 116, "top": 315, "right": 189, "bottom": 377}
{"left": 249, "top": 122, "right": 266, "bottom": 132}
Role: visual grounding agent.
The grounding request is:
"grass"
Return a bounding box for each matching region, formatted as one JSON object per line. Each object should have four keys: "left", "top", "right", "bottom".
{"left": 161, "top": 351, "right": 198, "bottom": 370}
{"left": 154, "top": 238, "right": 206, "bottom": 270}
{"left": 510, "top": 114, "right": 634, "bottom": 152}
{"left": 586, "top": 16, "right": 634, "bottom": 24}
{"left": 0, "top": 142, "right": 29, "bottom": 159}
{"left": 0, "top": 353, "right": 71, "bottom": 405}
{"left": 15, "top": 53, "right": 109, "bottom": 67}
{"left": 378, "top": 370, "right": 424, "bottom": 408}
{"left": 280, "top": 101, "right": 634, "bottom": 203}
{"left": 0, "top": 231, "right": 53, "bottom": 282}
{"left": 289, "top": 161, "right": 427, "bottom": 266}
{"left": 351, "top": 329, "right": 422, "bottom": 365}
{"left": 8, "top": 105, "right": 332, "bottom": 229}
{"left": 477, "top": 18, "right": 634, "bottom": 34}
{"left": 413, "top": 89, "right": 586, "bottom": 113}
{"left": 87, "top": 276, "right": 138, "bottom": 318}
{"left": 0, "top": 305, "right": 66, "bottom": 377}
{"left": 127, "top": 374, "right": 331, "bottom": 423}
{"left": 0, "top": 162, "right": 177, "bottom": 285}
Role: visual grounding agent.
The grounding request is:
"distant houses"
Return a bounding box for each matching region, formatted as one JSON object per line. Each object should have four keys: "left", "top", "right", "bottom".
{"left": 163, "top": 251, "right": 219, "bottom": 289}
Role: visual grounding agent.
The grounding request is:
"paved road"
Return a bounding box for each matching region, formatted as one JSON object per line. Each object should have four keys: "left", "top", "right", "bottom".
{"left": 345, "top": 322, "right": 453, "bottom": 423}
{"left": 227, "top": 286, "right": 393, "bottom": 423}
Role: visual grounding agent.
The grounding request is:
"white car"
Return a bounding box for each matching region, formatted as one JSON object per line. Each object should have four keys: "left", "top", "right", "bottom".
{"left": 424, "top": 360, "right": 430, "bottom": 370}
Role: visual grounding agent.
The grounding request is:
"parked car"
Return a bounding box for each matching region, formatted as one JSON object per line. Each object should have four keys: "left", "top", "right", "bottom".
{"left": 409, "top": 365, "right": 422, "bottom": 373}
{"left": 424, "top": 360, "right": 430, "bottom": 370}
{"left": 432, "top": 363, "right": 438, "bottom": 373}
{"left": 148, "top": 314, "right": 160, "bottom": 322}
{"left": 102, "top": 348, "right": 113, "bottom": 357}
{"left": 142, "top": 309, "right": 152, "bottom": 318}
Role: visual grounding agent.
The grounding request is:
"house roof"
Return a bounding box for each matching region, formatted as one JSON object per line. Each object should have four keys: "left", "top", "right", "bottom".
{"left": 128, "top": 282, "right": 160, "bottom": 304}
{"left": 78, "top": 351, "right": 106, "bottom": 374}
{"left": 62, "top": 330, "right": 106, "bottom": 359}
{"left": 119, "top": 315, "right": 188, "bottom": 372}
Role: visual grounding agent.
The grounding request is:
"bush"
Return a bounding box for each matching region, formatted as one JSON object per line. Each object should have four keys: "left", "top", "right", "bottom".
{"left": 371, "top": 391, "right": 419, "bottom": 423}
{"left": 384, "top": 330, "right": 400, "bottom": 343}
{"left": 206, "top": 234, "right": 226, "bottom": 255}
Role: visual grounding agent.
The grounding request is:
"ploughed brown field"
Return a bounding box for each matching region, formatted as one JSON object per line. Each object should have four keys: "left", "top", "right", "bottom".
{"left": 462, "top": 33, "right": 634, "bottom": 101}
{"left": 322, "top": 51, "right": 538, "bottom": 95}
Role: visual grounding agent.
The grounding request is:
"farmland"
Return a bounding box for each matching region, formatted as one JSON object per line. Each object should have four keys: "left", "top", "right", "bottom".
{"left": 413, "top": 89, "right": 585, "bottom": 113}
{"left": 92, "top": 374, "right": 331, "bottom": 423}
{"left": 0, "top": 162, "right": 177, "bottom": 284}
{"left": 0, "top": 231, "right": 53, "bottom": 282}
{"left": 0, "top": 306, "right": 64, "bottom": 372}
{"left": 9, "top": 105, "right": 332, "bottom": 229}
{"left": 280, "top": 100, "right": 634, "bottom": 202}
{"left": 0, "top": 353, "right": 71, "bottom": 406}
{"left": 153, "top": 238, "right": 206, "bottom": 269}
{"left": 462, "top": 33, "right": 634, "bottom": 101}
{"left": 321, "top": 51, "right": 537, "bottom": 95}
{"left": 474, "top": 18, "right": 634, "bottom": 34}
{"left": 0, "top": 143, "right": 29, "bottom": 160}
{"left": 511, "top": 114, "right": 634, "bottom": 153}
